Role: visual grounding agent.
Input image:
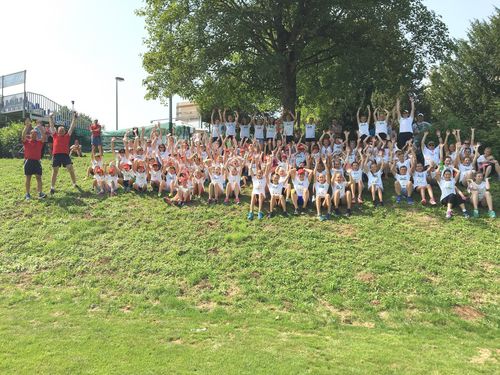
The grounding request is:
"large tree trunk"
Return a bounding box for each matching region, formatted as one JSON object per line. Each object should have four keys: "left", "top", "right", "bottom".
{"left": 280, "top": 61, "right": 297, "bottom": 115}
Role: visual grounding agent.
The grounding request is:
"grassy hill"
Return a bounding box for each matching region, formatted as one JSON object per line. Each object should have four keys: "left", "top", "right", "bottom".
{"left": 0, "top": 157, "right": 499, "bottom": 374}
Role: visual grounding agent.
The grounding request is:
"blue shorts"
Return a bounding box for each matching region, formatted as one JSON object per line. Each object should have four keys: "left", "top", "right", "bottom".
{"left": 297, "top": 196, "right": 304, "bottom": 206}
{"left": 91, "top": 136, "right": 102, "bottom": 146}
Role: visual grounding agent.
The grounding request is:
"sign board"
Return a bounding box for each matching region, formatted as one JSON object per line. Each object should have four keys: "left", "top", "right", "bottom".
{"left": 1, "top": 71, "right": 26, "bottom": 89}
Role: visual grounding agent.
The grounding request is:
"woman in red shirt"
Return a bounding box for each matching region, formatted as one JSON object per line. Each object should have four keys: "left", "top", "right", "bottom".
{"left": 48, "top": 111, "right": 80, "bottom": 195}
{"left": 22, "top": 122, "right": 46, "bottom": 199}
{"left": 89, "top": 119, "right": 103, "bottom": 156}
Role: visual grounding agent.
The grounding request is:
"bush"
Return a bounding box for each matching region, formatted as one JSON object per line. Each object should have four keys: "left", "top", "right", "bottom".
{"left": 0, "top": 123, "right": 24, "bottom": 157}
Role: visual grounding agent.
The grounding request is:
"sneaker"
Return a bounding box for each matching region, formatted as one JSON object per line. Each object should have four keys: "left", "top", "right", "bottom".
{"left": 235, "top": 197, "right": 240, "bottom": 205}
{"left": 294, "top": 208, "right": 299, "bottom": 215}
{"left": 373, "top": 200, "right": 378, "bottom": 207}
{"left": 224, "top": 197, "right": 230, "bottom": 205}
{"left": 258, "top": 211, "right": 264, "bottom": 220}
{"left": 208, "top": 198, "right": 213, "bottom": 204}
{"left": 473, "top": 209, "right": 479, "bottom": 218}
{"left": 38, "top": 192, "right": 47, "bottom": 199}
{"left": 311, "top": 195, "right": 316, "bottom": 202}
{"left": 325, "top": 213, "right": 331, "bottom": 220}
{"left": 396, "top": 195, "right": 402, "bottom": 204}
{"left": 407, "top": 196, "right": 414, "bottom": 205}
{"left": 267, "top": 212, "right": 273, "bottom": 219}
{"left": 25, "top": 193, "right": 31, "bottom": 200}
{"left": 379, "top": 201, "right": 384, "bottom": 206}
{"left": 430, "top": 199, "right": 437, "bottom": 205}
{"left": 345, "top": 209, "right": 352, "bottom": 217}
{"left": 446, "top": 210, "right": 452, "bottom": 219}
{"left": 247, "top": 212, "right": 254, "bottom": 220}
{"left": 317, "top": 214, "right": 325, "bottom": 221}
{"left": 282, "top": 211, "right": 289, "bottom": 217}
{"left": 334, "top": 208, "right": 341, "bottom": 217}
{"left": 158, "top": 192, "right": 162, "bottom": 198}
{"left": 488, "top": 210, "right": 496, "bottom": 218}
{"left": 421, "top": 199, "right": 427, "bottom": 205}
{"left": 50, "top": 188, "right": 55, "bottom": 195}
{"left": 463, "top": 211, "right": 470, "bottom": 219}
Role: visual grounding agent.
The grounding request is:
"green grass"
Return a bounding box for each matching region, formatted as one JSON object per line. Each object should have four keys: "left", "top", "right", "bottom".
{"left": 0, "top": 157, "right": 499, "bottom": 374}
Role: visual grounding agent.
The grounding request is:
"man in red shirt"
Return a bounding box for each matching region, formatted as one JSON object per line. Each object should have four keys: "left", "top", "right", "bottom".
{"left": 22, "top": 121, "right": 47, "bottom": 200}
{"left": 48, "top": 111, "right": 80, "bottom": 195}
{"left": 89, "top": 119, "right": 103, "bottom": 156}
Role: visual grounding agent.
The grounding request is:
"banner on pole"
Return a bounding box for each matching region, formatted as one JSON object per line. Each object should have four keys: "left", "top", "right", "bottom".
{"left": 0, "top": 71, "right": 26, "bottom": 89}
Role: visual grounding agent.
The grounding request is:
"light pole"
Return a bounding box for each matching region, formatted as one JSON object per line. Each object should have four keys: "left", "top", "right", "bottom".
{"left": 115, "top": 77, "right": 124, "bottom": 130}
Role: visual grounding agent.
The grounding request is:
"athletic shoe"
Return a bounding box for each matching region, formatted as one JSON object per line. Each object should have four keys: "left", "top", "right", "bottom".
{"left": 325, "top": 213, "right": 331, "bottom": 220}
{"left": 396, "top": 195, "right": 402, "bottom": 204}
{"left": 407, "top": 196, "right": 414, "bottom": 205}
{"left": 247, "top": 212, "right": 254, "bottom": 220}
{"left": 379, "top": 201, "right": 384, "bottom": 206}
{"left": 38, "top": 192, "right": 47, "bottom": 199}
{"left": 345, "top": 209, "right": 352, "bottom": 217}
{"left": 317, "top": 215, "right": 325, "bottom": 221}
{"left": 430, "top": 199, "right": 437, "bottom": 205}
{"left": 446, "top": 210, "right": 452, "bottom": 219}
{"left": 373, "top": 200, "right": 378, "bottom": 207}
{"left": 294, "top": 208, "right": 299, "bottom": 215}
{"left": 282, "top": 211, "right": 289, "bottom": 217}
{"left": 267, "top": 212, "right": 273, "bottom": 219}
{"left": 334, "top": 208, "right": 341, "bottom": 217}
{"left": 488, "top": 210, "right": 496, "bottom": 218}
{"left": 473, "top": 209, "right": 479, "bottom": 218}
{"left": 258, "top": 211, "right": 264, "bottom": 220}
{"left": 463, "top": 211, "right": 470, "bottom": 219}
{"left": 25, "top": 193, "right": 31, "bottom": 200}
{"left": 235, "top": 198, "right": 240, "bottom": 205}
{"left": 50, "top": 188, "right": 55, "bottom": 195}
{"left": 421, "top": 199, "right": 427, "bottom": 205}
{"left": 157, "top": 192, "right": 162, "bottom": 198}
{"left": 224, "top": 197, "right": 230, "bottom": 205}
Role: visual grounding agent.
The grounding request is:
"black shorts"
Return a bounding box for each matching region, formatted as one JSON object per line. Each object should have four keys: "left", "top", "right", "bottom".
{"left": 305, "top": 137, "right": 316, "bottom": 143}
{"left": 285, "top": 135, "right": 294, "bottom": 144}
{"left": 397, "top": 132, "right": 413, "bottom": 149}
{"left": 441, "top": 193, "right": 465, "bottom": 208}
{"left": 52, "top": 153, "right": 73, "bottom": 168}
{"left": 24, "top": 159, "right": 42, "bottom": 176}
{"left": 377, "top": 132, "right": 387, "bottom": 140}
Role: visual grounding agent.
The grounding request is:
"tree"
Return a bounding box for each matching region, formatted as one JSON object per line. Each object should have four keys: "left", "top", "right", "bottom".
{"left": 138, "top": 0, "right": 451, "bottom": 120}
{"left": 427, "top": 9, "right": 500, "bottom": 153}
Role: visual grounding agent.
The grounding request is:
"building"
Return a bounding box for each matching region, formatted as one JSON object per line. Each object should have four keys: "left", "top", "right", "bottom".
{"left": 176, "top": 101, "right": 203, "bottom": 129}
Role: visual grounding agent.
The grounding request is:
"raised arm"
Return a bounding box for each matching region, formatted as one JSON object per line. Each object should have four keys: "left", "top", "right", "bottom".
{"left": 356, "top": 106, "right": 361, "bottom": 124}
{"left": 396, "top": 98, "right": 402, "bottom": 119}
{"left": 409, "top": 96, "right": 415, "bottom": 119}
{"left": 68, "top": 112, "right": 78, "bottom": 136}
{"left": 367, "top": 105, "right": 371, "bottom": 124}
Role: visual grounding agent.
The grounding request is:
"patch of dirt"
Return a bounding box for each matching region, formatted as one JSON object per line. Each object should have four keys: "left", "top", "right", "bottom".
{"left": 470, "top": 348, "right": 497, "bottom": 364}
{"left": 470, "top": 291, "right": 497, "bottom": 305}
{"left": 453, "top": 306, "right": 484, "bottom": 321}
{"left": 195, "top": 279, "right": 213, "bottom": 291}
{"left": 50, "top": 311, "right": 65, "bottom": 317}
{"left": 207, "top": 247, "right": 219, "bottom": 256}
{"left": 196, "top": 300, "right": 216, "bottom": 311}
{"left": 250, "top": 271, "right": 261, "bottom": 279}
{"left": 351, "top": 321, "right": 375, "bottom": 329}
{"left": 370, "top": 299, "right": 380, "bottom": 305}
{"left": 378, "top": 311, "right": 390, "bottom": 320}
{"left": 424, "top": 274, "right": 440, "bottom": 284}
{"left": 120, "top": 305, "right": 133, "bottom": 313}
{"left": 405, "top": 308, "right": 421, "bottom": 318}
{"left": 481, "top": 262, "right": 498, "bottom": 273}
{"left": 168, "top": 337, "right": 183, "bottom": 345}
{"left": 336, "top": 224, "right": 358, "bottom": 237}
{"left": 225, "top": 284, "right": 241, "bottom": 298}
{"left": 318, "top": 299, "right": 352, "bottom": 323}
{"left": 356, "top": 272, "right": 376, "bottom": 283}
{"left": 96, "top": 256, "right": 112, "bottom": 265}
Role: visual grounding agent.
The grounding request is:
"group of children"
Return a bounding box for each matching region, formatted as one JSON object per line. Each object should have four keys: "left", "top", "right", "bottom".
{"left": 85, "top": 105, "right": 498, "bottom": 220}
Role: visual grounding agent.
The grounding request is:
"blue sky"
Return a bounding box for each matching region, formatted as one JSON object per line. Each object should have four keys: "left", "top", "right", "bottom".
{"left": 1, "top": 0, "right": 497, "bottom": 129}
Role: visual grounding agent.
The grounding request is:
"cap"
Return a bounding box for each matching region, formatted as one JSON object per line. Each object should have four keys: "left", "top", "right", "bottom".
{"left": 403, "top": 109, "right": 409, "bottom": 114}
{"left": 417, "top": 112, "right": 424, "bottom": 116}
{"left": 297, "top": 168, "right": 305, "bottom": 175}
{"left": 121, "top": 163, "right": 131, "bottom": 170}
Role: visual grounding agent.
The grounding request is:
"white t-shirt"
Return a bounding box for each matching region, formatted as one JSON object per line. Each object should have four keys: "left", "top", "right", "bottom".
{"left": 332, "top": 181, "right": 346, "bottom": 197}
{"left": 367, "top": 170, "right": 383, "bottom": 188}
{"left": 358, "top": 122, "right": 370, "bottom": 136}
{"left": 314, "top": 182, "right": 330, "bottom": 197}
{"left": 399, "top": 116, "right": 414, "bottom": 133}
{"left": 239, "top": 124, "right": 250, "bottom": 138}
{"left": 305, "top": 123, "right": 316, "bottom": 139}
{"left": 268, "top": 182, "right": 284, "bottom": 196}
{"left": 266, "top": 124, "right": 276, "bottom": 139}
{"left": 439, "top": 179, "right": 456, "bottom": 201}
{"left": 211, "top": 123, "right": 222, "bottom": 138}
{"left": 254, "top": 125, "right": 265, "bottom": 139}
{"left": 135, "top": 172, "right": 148, "bottom": 186}
{"left": 293, "top": 177, "right": 309, "bottom": 196}
{"left": 350, "top": 169, "right": 363, "bottom": 183}
{"left": 468, "top": 181, "right": 486, "bottom": 199}
{"left": 150, "top": 169, "right": 162, "bottom": 182}
{"left": 283, "top": 121, "right": 294, "bottom": 136}
{"left": 413, "top": 171, "right": 428, "bottom": 187}
{"left": 395, "top": 173, "right": 411, "bottom": 188}
{"left": 252, "top": 177, "right": 266, "bottom": 195}
{"left": 375, "top": 121, "right": 388, "bottom": 135}
{"left": 423, "top": 146, "right": 440, "bottom": 166}
{"left": 225, "top": 122, "right": 236, "bottom": 137}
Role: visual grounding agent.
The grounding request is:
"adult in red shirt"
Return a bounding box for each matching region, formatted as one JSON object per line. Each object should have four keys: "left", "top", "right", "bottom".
{"left": 48, "top": 111, "right": 80, "bottom": 195}
{"left": 22, "top": 121, "right": 47, "bottom": 200}
{"left": 89, "top": 119, "right": 103, "bottom": 156}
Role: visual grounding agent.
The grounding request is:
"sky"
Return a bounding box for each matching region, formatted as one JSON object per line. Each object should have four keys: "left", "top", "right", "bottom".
{"left": 1, "top": 0, "right": 497, "bottom": 129}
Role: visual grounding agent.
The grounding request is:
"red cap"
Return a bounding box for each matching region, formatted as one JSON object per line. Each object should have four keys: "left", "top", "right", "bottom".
{"left": 297, "top": 168, "right": 305, "bottom": 175}
{"left": 121, "top": 163, "right": 131, "bottom": 170}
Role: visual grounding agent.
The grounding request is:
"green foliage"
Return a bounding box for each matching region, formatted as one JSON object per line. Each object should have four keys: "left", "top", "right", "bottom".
{"left": 427, "top": 9, "right": 500, "bottom": 154}
{"left": 0, "top": 157, "right": 499, "bottom": 372}
{"left": 138, "top": 0, "right": 452, "bottom": 122}
{"left": 0, "top": 122, "right": 23, "bottom": 157}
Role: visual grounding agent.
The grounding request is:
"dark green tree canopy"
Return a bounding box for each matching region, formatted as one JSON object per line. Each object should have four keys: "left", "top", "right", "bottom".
{"left": 138, "top": 0, "right": 451, "bottom": 121}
